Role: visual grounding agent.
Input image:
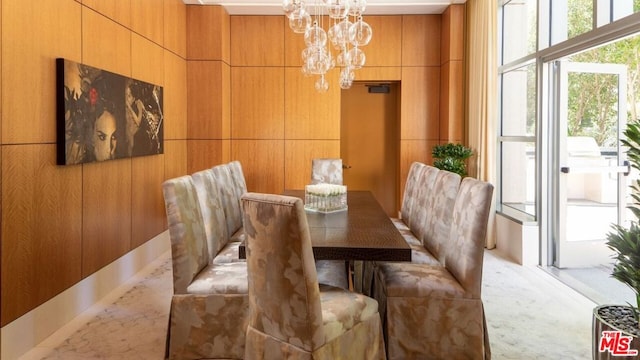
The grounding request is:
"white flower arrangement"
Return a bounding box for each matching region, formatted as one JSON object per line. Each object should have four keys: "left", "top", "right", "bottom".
{"left": 304, "top": 183, "right": 347, "bottom": 212}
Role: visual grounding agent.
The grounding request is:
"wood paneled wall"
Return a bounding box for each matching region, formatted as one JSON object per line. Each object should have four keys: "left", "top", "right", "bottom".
{"left": 0, "top": 0, "right": 188, "bottom": 326}
{"left": 185, "top": 7, "right": 465, "bottom": 199}
{"left": 186, "top": 5, "right": 231, "bottom": 171}
{"left": 0, "top": 1, "right": 464, "bottom": 327}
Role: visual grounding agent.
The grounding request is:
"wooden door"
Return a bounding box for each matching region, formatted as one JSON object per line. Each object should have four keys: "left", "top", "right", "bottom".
{"left": 341, "top": 82, "right": 399, "bottom": 217}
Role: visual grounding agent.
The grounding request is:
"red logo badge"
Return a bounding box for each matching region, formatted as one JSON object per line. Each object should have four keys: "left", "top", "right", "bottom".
{"left": 599, "top": 331, "right": 638, "bottom": 356}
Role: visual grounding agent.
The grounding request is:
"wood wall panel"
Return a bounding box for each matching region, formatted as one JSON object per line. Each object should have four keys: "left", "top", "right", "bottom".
{"left": 131, "top": 154, "right": 166, "bottom": 248}
{"left": 82, "top": 7, "right": 132, "bottom": 77}
{"left": 284, "top": 140, "right": 340, "bottom": 190}
{"left": 164, "top": 51, "right": 188, "bottom": 140}
{"left": 130, "top": 0, "right": 164, "bottom": 45}
{"left": 231, "top": 67, "right": 285, "bottom": 139}
{"left": 164, "top": 0, "right": 187, "bottom": 58}
{"left": 441, "top": 4, "right": 464, "bottom": 64}
{"left": 440, "top": 60, "right": 464, "bottom": 142}
{"left": 1, "top": 0, "right": 81, "bottom": 144}
{"left": 1, "top": 144, "right": 83, "bottom": 326}
{"left": 164, "top": 140, "right": 187, "bottom": 180}
{"left": 284, "top": 21, "right": 306, "bottom": 67}
{"left": 356, "top": 66, "right": 401, "bottom": 82}
{"left": 187, "top": 61, "right": 228, "bottom": 139}
{"left": 284, "top": 68, "right": 340, "bottom": 140}
{"left": 399, "top": 139, "right": 438, "bottom": 203}
{"left": 187, "top": 139, "right": 225, "bottom": 174}
{"left": 230, "top": 16, "right": 284, "bottom": 66}
{"left": 401, "top": 15, "right": 441, "bottom": 66}
{"left": 81, "top": 159, "right": 132, "bottom": 277}
{"left": 362, "top": 16, "right": 402, "bottom": 67}
{"left": 400, "top": 66, "right": 440, "bottom": 140}
{"left": 231, "top": 140, "right": 284, "bottom": 194}
{"left": 221, "top": 63, "right": 231, "bottom": 139}
{"left": 187, "top": 5, "right": 229, "bottom": 62}
{"left": 82, "top": 0, "right": 131, "bottom": 27}
{"left": 132, "top": 34, "right": 164, "bottom": 86}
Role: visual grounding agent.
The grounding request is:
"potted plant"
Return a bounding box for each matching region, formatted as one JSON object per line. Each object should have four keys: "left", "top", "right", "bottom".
{"left": 431, "top": 143, "right": 473, "bottom": 177}
{"left": 595, "top": 121, "right": 640, "bottom": 359}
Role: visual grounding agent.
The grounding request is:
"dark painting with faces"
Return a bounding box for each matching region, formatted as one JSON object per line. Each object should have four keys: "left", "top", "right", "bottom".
{"left": 56, "top": 58, "right": 164, "bottom": 165}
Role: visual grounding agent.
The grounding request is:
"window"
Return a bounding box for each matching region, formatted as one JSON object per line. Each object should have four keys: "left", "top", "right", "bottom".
{"left": 502, "top": 0, "right": 537, "bottom": 64}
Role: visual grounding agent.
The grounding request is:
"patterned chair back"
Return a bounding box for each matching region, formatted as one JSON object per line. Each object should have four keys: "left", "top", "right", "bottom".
{"left": 444, "top": 177, "right": 494, "bottom": 298}
{"left": 162, "top": 175, "right": 209, "bottom": 294}
{"left": 311, "top": 158, "right": 343, "bottom": 185}
{"left": 423, "top": 170, "right": 461, "bottom": 262}
{"left": 399, "top": 162, "right": 426, "bottom": 221}
{"left": 212, "top": 164, "right": 243, "bottom": 237}
{"left": 228, "top": 160, "right": 248, "bottom": 202}
{"left": 242, "top": 192, "right": 325, "bottom": 351}
{"left": 192, "top": 169, "right": 229, "bottom": 259}
{"left": 407, "top": 165, "right": 440, "bottom": 235}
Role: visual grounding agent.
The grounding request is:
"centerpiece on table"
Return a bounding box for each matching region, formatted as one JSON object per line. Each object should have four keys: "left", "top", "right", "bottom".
{"left": 304, "top": 183, "right": 347, "bottom": 213}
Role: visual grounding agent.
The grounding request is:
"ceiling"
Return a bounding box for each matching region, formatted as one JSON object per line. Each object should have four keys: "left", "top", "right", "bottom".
{"left": 181, "top": 0, "right": 467, "bottom": 15}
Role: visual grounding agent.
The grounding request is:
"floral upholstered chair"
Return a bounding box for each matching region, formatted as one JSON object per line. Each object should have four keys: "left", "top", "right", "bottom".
{"left": 359, "top": 164, "right": 443, "bottom": 295}
{"left": 373, "top": 177, "right": 494, "bottom": 359}
{"left": 311, "top": 158, "right": 343, "bottom": 185}
{"left": 212, "top": 163, "right": 245, "bottom": 243}
{"left": 390, "top": 161, "right": 426, "bottom": 232}
{"left": 411, "top": 169, "right": 461, "bottom": 265}
{"left": 241, "top": 192, "right": 386, "bottom": 359}
{"left": 228, "top": 160, "right": 248, "bottom": 198}
{"left": 192, "top": 169, "right": 230, "bottom": 261}
{"left": 309, "top": 158, "right": 350, "bottom": 289}
{"left": 162, "top": 175, "right": 249, "bottom": 359}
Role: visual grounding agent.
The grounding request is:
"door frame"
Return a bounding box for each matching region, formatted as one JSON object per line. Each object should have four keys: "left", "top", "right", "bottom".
{"left": 552, "top": 60, "right": 628, "bottom": 268}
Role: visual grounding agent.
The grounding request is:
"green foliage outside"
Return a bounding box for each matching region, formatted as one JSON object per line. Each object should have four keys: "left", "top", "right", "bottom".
{"left": 432, "top": 143, "right": 473, "bottom": 177}
{"left": 522, "top": 0, "right": 640, "bottom": 147}
{"left": 607, "top": 120, "right": 640, "bottom": 322}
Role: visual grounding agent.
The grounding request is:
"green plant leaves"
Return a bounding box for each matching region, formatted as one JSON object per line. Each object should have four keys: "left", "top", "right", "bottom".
{"left": 607, "top": 120, "right": 640, "bottom": 320}
{"left": 432, "top": 143, "right": 473, "bottom": 177}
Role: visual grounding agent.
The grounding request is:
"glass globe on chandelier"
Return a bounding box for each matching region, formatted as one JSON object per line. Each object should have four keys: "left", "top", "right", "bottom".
{"left": 283, "top": 0, "right": 372, "bottom": 93}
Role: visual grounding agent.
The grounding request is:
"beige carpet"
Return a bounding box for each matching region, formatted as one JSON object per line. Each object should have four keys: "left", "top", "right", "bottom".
{"left": 21, "top": 249, "right": 595, "bottom": 359}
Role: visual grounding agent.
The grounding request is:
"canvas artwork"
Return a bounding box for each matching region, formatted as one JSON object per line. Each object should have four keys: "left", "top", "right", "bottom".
{"left": 56, "top": 58, "right": 164, "bottom": 165}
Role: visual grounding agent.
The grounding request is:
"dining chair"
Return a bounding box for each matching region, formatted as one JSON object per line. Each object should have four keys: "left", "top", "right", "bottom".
{"left": 392, "top": 161, "right": 426, "bottom": 231}
{"left": 241, "top": 192, "right": 386, "bottom": 359}
{"left": 192, "top": 168, "right": 243, "bottom": 264}
{"left": 309, "top": 158, "right": 350, "bottom": 289}
{"left": 228, "top": 160, "right": 248, "bottom": 205}
{"left": 311, "top": 158, "right": 343, "bottom": 185}
{"left": 192, "top": 169, "right": 229, "bottom": 261}
{"left": 373, "top": 177, "right": 494, "bottom": 359}
{"left": 406, "top": 164, "right": 440, "bottom": 237}
{"left": 162, "top": 175, "right": 249, "bottom": 359}
{"left": 212, "top": 163, "right": 244, "bottom": 242}
{"left": 361, "top": 165, "right": 442, "bottom": 294}
{"left": 413, "top": 169, "right": 461, "bottom": 265}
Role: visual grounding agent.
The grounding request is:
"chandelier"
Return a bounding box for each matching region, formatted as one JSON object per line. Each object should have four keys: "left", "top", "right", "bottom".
{"left": 283, "top": 0, "right": 373, "bottom": 92}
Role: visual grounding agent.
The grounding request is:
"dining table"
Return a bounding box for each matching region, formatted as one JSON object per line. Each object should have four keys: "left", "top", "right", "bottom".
{"left": 238, "top": 190, "right": 411, "bottom": 262}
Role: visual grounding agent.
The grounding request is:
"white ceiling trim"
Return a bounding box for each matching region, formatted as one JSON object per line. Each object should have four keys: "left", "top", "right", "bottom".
{"left": 182, "top": 0, "right": 466, "bottom": 15}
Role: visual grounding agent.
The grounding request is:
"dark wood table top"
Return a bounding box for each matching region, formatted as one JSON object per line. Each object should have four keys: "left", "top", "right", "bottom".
{"left": 239, "top": 190, "right": 411, "bottom": 262}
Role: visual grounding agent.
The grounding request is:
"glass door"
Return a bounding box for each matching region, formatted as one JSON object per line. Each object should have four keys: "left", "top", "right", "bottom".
{"left": 554, "top": 60, "right": 629, "bottom": 268}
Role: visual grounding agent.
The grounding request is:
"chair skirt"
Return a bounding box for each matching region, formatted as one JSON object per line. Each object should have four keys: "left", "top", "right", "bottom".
{"left": 244, "top": 312, "right": 386, "bottom": 360}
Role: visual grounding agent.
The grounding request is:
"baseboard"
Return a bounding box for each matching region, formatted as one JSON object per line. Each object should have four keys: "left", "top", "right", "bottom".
{"left": 0, "top": 231, "right": 170, "bottom": 360}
